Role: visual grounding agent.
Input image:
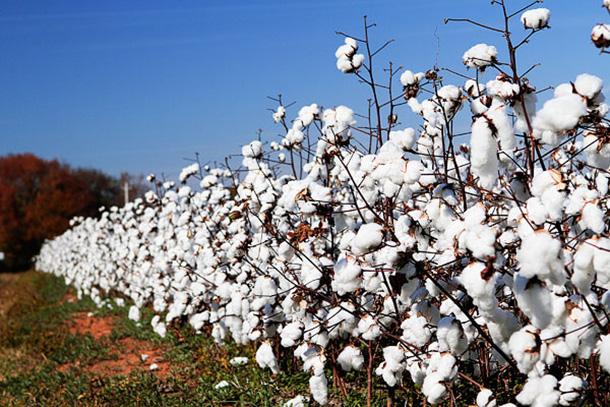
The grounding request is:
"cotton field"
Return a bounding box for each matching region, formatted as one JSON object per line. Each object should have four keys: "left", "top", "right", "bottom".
{"left": 37, "top": 2, "right": 610, "bottom": 406}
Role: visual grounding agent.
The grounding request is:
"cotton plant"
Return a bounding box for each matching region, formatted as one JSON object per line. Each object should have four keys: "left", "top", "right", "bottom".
{"left": 35, "top": 2, "right": 610, "bottom": 406}
{"left": 520, "top": 8, "right": 551, "bottom": 30}
{"left": 335, "top": 37, "right": 364, "bottom": 74}
{"left": 592, "top": 0, "right": 610, "bottom": 52}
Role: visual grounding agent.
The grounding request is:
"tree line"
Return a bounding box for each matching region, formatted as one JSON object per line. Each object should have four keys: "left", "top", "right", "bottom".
{"left": 0, "top": 153, "right": 146, "bottom": 270}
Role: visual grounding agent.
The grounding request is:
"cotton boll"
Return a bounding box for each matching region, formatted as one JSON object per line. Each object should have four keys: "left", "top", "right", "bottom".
{"left": 401, "top": 314, "right": 431, "bottom": 347}
{"left": 424, "top": 199, "right": 457, "bottom": 232}
{"left": 283, "top": 128, "right": 305, "bottom": 148}
{"left": 256, "top": 341, "right": 280, "bottom": 374}
{"left": 592, "top": 238, "right": 610, "bottom": 288}
{"left": 508, "top": 325, "right": 541, "bottom": 374}
{"left": 563, "top": 299, "right": 598, "bottom": 359}
{"left": 558, "top": 374, "right": 583, "bottom": 406}
{"left": 580, "top": 202, "right": 604, "bottom": 233}
{"left": 463, "top": 43, "right": 498, "bottom": 69}
{"left": 487, "top": 104, "right": 516, "bottom": 165}
{"left": 309, "top": 374, "right": 328, "bottom": 405}
{"left": 331, "top": 257, "right": 361, "bottom": 295}
{"left": 529, "top": 170, "right": 566, "bottom": 221}
{"left": 437, "top": 316, "right": 469, "bottom": 355}
{"left": 375, "top": 346, "right": 406, "bottom": 387}
{"left": 326, "top": 303, "right": 358, "bottom": 338}
{"left": 436, "top": 85, "right": 463, "bottom": 120}
{"left": 427, "top": 352, "right": 458, "bottom": 381}
{"left": 599, "top": 334, "right": 610, "bottom": 374}
{"left": 303, "top": 320, "right": 329, "bottom": 348}
{"left": 422, "top": 371, "right": 448, "bottom": 404}
{"left": 128, "top": 305, "right": 141, "bottom": 322}
{"left": 295, "top": 104, "right": 319, "bottom": 128}
{"left": 596, "top": 173, "right": 609, "bottom": 195}
{"left": 300, "top": 261, "right": 323, "bottom": 289}
{"left": 404, "top": 160, "right": 424, "bottom": 184}
{"left": 283, "top": 395, "right": 309, "bottom": 407}
{"left": 179, "top": 163, "right": 200, "bottom": 183}
{"left": 477, "top": 389, "right": 497, "bottom": 407}
{"left": 513, "top": 274, "right": 566, "bottom": 329}
{"left": 252, "top": 276, "right": 278, "bottom": 311}
{"left": 280, "top": 321, "right": 303, "bottom": 347}
{"left": 573, "top": 74, "right": 604, "bottom": 100}
{"left": 572, "top": 239, "right": 596, "bottom": 294}
{"left": 389, "top": 128, "right": 417, "bottom": 151}
{"left": 335, "top": 42, "right": 356, "bottom": 59}
{"left": 526, "top": 197, "right": 548, "bottom": 225}
{"left": 465, "top": 79, "right": 485, "bottom": 98}
{"left": 471, "top": 96, "right": 492, "bottom": 114}
{"left": 337, "top": 345, "right": 364, "bottom": 371}
{"left": 460, "top": 262, "right": 498, "bottom": 313}
{"left": 464, "top": 224, "right": 497, "bottom": 259}
{"left": 299, "top": 344, "right": 327, "bottom": 374}
{"left": 229, "top": 357, "right": 249, "bottom": 366}
{"left": 211, "top": 322, "right": 228, "bottom": 345}
{"left": 499, "top": 229, "right": 518, "bottom": 246}
{"left": 358, "top": 315, "right": 382, "bottom": 340}
{"left": 516, "top": 230, "right": 564, "bottom": 284}
{"left": 591, "top": 24, "right": 610, "bottom": 49}
{"left": 352, "top": 223, "right": 384, "bottom": 254}
{"left": 242, "top": 140, "right": 263, "bottom": 158}
{"left": 214, "top": 380, "right": 229, "bottom": 389}
{"left": 533, "top": 94, "right": 588, "bottom": 145}
{"left": 273, "top": 106, "right": 286, "bottom": 123}
{"left": 323, "top": 106, "right": 356, "bottom": 142}
{"left": 151, "top": 315, "right": 167, "bottom": 338}
{"left": 345, "top": 37, "right": 357, "bottom": 51}
{"left": 542, "top": 326, "right": 572, "bottom": 360}
{"left": 334, "top": 41, "right": 356, "bottom": 59}
{"left": 336, "top": 55, "right": 353, "bottom": 73}
{"left": 351, "top": 54, "right": 365, "bottom": 69}
{"left": 520, "top": 8, "right": 551, "bottom": 30}
{"left": 187, "top": 312, "right": 207, "bottom": 331}
{"left": 335, "top": 37, "right": 364, "bottom": 74}
{"left": 513, "top": 90, "right": 538, "bottom": 132}
{"left": 486, "top": 310, "right": 520, "bottom": 346}
{"left": 400, "top": 70, "right": 425, "bottom": 86}
{"left": 470, "top": 115, "right": 499, "bottom": 190}
{"left": 464, "top": 203, "right": 487, "bottom": 226}
{"left": 554, "top": 83, "right": 573, "bottom": 98}
{"left": 516, "top": 375, "right": 560, "bottom": 407}
{"left": 487, "top": 78, "right": 520, "bottom": 100}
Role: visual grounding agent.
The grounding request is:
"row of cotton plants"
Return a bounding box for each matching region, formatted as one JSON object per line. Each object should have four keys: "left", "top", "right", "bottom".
{"left": 38, "top": 2, "right": 610, "bottom": 406}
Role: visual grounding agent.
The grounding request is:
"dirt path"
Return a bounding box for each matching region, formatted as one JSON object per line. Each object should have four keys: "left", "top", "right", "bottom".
{"left": 62, "top": 307, "right": 173, "bottom": 377}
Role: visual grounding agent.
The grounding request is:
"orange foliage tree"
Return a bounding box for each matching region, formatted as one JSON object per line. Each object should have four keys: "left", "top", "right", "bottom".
{"left": 0, "top": 153, "right": 126, "bottom": 269}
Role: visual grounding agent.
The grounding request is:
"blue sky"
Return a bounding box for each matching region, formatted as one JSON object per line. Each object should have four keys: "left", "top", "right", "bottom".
{"left": 1, "top": 1, "right": 608, "bottom": 178}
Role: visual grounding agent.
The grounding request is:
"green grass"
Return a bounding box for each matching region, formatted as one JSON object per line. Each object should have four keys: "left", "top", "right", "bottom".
{"left": 0, "top": 271, "right": 321, "bottom": 406}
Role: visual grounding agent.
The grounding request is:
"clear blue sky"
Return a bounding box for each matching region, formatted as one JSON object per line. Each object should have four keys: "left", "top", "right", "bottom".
{"left": 1, "top": 1, "right": 607, "bottom": 178}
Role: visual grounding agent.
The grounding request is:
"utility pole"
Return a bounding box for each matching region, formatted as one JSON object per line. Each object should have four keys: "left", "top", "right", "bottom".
{"left": 124, "top": 181, "right": 129, "bottom": 206}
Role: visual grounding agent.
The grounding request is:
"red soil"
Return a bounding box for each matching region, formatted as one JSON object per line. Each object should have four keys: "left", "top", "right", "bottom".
{"left": 62, "top": 311, "right": 173, "bottom": 377}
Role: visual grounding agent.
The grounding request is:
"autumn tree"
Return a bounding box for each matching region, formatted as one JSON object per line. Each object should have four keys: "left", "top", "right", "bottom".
{"left": 0, "top": 153, "right": 140, "bottom": 270}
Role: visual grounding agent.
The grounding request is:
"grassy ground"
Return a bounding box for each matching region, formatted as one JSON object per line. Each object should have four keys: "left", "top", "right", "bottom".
{"left": 0, "top": 270, "right": 312, "bottom": 406}
{"left": 0, "top": 270, "right": 402, "bottom": 406}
